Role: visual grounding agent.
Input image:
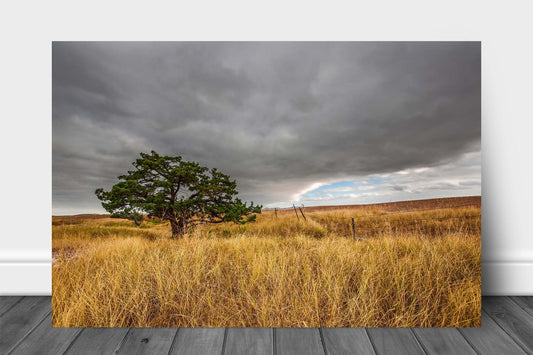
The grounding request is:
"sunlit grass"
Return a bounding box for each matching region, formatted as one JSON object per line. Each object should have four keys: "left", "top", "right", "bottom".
{"left": 52, "top": 205, "right": 481, "bottom": 327}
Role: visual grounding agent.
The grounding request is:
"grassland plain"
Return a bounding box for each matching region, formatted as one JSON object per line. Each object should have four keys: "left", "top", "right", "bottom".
{"left": 52, "top": 197, "right": 481, "bottom": 328}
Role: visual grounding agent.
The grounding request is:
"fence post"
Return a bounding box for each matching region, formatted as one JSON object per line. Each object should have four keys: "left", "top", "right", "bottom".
{"left": 293, "top": 204, "right": 300, "bottom": 220}
{"left": 298, "top": 206, "right": 307, "bottom": 221}
{"left": 351, "top": 217, "right": 356, "bottom": 239}
{"left": 275, "top": 208, "right": 278, "bottom": 218}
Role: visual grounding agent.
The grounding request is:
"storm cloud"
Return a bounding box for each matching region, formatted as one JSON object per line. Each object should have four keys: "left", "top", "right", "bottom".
{"left": 52, "top": 42, "right": 480, "bottom": 214}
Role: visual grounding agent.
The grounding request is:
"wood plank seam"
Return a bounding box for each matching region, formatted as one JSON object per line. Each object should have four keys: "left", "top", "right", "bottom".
{"left": 455, "top": 329, "right": 482, "bottom": 355}
{"left": 115, "top": 328, "right": 133, "bottom": 354}
{"left": 272, "top": 328, "right": 277, "bottom": 355}
{"left": 220, "top": 328, "right": 228, "bottom": 355}
{"left": 482, "top": 303, "right": 531, "bottom": 355}
{"left": 6, "top": 310, "right": 52, "bottom": 355}
{"left": 363, "top": 329, "right": 378, "bottom": 355}
{"left": 166, "top": 328, "right": 181, "bottom": 355}
{"left": 318, "top": 328, "right": 328, "bottom": 355}
{"left": 408, "top": 328, "right": 429, "bottom": 355}
{"left": 509, "top": 297, "right": 533, "bottom": 317}
{"left": 271, "top": 328, "right": 275, "bottom": 355}
{"left": 114, "top": 328, "right": 132, "bottom": 354}
{"left": 59, "top": 328, "right": 84, "bottom": 355}
{"left": 0, "top": 297, "right": 23, "bottom": 318}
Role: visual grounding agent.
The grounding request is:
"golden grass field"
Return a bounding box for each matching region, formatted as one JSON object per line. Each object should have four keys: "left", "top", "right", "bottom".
{"left": 52, "top": 197, "right": 481, "bottom": 328}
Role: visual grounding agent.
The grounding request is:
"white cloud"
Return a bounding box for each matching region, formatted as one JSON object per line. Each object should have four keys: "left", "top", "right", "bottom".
{"left": 298, "top": 150, "right": 480, "bottom": 207}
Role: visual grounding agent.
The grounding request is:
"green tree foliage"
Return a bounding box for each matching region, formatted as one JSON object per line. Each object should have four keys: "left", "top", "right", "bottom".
{"left": 95, "top": 151, "right": 261, "bottom": 238}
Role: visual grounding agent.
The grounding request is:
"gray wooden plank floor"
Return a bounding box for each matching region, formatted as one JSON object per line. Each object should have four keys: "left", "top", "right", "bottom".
{"left": 1, "top": 297, "right": 532, "bottom": 354}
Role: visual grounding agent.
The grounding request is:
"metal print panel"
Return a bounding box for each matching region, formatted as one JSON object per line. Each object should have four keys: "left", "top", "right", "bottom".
{"left": 52, "top": 42, "right": 481, "bottom": 327}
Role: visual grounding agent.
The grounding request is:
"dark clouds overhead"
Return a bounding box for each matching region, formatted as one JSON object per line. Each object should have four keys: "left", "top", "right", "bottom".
{"left": 52, "top": 42, "right": 480, "bottom": 214}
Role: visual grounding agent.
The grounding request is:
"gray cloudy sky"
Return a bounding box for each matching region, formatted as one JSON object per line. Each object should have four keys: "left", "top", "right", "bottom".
{"left": 53, "top": 42, "right": 480, "bottom": 215}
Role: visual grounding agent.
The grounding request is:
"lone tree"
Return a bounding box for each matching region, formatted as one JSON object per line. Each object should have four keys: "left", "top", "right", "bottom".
{"left": 95, "top": 151, "right": 261, "bottom": 238}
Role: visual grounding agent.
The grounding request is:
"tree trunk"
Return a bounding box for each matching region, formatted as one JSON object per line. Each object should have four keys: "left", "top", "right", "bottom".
{"left": 169, "top": 217, "right": 185, "bottom": 238}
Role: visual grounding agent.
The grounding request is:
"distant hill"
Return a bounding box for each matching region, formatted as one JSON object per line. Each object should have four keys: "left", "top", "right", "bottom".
{"left": 52, "top": 214, "right": 110, "bottom": 224}
{"left": 270, "top": 196, "right": 481, "bottom": 213}
{"left": 53, "top": 196, "right": 481, "bottom": 220}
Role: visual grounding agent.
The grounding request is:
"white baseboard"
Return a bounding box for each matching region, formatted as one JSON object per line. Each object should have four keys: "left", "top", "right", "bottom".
{"left": 0, "top": 260, "right": 531, "bottom": 296}
{"left": 481, "top": 261, "right": 533, "bottom": 295}
{"left": 0, "top": 262, "right": 51, "bottom": 295}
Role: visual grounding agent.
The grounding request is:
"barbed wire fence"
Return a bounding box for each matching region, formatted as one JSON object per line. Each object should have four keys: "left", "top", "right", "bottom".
{"left": 347, "top": 214, "right": 480, "bottom": 239}
{"left": 273, "top": 204, "right": 481, "bottom": 240}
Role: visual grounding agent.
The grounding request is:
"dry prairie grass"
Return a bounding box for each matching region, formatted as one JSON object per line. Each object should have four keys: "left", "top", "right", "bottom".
{"left": 52, "top": 199, "right": 481, "bottom": 328}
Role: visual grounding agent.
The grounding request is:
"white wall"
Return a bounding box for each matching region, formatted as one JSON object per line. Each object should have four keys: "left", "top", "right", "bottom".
{"left": 482, "top": 35, "right": 533, "bottom": 293}
{"left": 1, "top": 1, "right": 532, "bottom": 295}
